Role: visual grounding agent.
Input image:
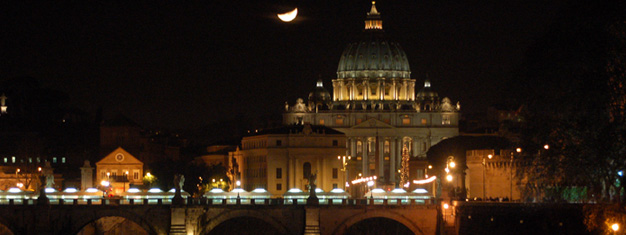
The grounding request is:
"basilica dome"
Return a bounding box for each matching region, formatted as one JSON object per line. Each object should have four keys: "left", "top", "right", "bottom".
{"left": 308, "top": 79, "right": 331, "bottom": 109}
{"left": 336, "top": 2, "right": 410, "bottom": 80}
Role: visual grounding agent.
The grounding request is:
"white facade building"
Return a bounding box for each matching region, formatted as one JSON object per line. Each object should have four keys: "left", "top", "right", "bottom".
{"left": 283, "top": 2, "right": 460, "bottom": 187}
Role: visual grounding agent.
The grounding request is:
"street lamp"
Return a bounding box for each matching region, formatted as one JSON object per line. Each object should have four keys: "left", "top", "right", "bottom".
{"left": 611, "top": 223, "right": 619, "bottom": 234}
{"left": 367, "top": 180, "right": 374, "bottom": 199}
{"left": 338, "top": 155, "right": 351, "bottom": 190}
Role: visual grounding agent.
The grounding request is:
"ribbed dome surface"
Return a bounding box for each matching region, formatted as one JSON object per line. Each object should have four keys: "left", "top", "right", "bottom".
{"left": 336, "top": 33, "right": 411, "bottom": 79}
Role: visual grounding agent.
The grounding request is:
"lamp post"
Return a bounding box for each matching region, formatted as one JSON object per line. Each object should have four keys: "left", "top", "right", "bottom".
{"left": 338, "top": 155, "right": 351, "bottom": 190}
{"left": 482, "top": 154, "right": 493, "bottom": 199}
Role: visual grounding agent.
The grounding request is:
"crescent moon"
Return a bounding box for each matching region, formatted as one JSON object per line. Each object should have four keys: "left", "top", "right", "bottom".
{"left": 277, "top": 8, "right": 298, "bottom": 22}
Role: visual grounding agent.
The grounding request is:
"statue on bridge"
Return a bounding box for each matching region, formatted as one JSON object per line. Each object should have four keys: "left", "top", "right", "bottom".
{"left": 306, "top": 171, "right": 318, "bottom": 205}
{"left": 172, "top": 174, "right": 185, "bottom": 205}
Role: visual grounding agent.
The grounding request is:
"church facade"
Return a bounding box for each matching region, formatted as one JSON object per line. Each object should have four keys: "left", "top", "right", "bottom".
{"left": 283, "top": 2, "right": 460, "bottom": 188}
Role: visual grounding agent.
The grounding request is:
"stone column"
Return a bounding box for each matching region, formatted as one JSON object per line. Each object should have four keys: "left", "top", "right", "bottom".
{"left": 362, "top": 138, "right": 368, "bottom": 176}
{"left": 391, "top": 81, "right": 397, "bottom": 100}
{"left": 350, "top": 138, "right": 357, "bottom": 159}
{"left": 351, "top": 81, "right": 357, "bottom": 100}
{"left": 390, "top": 138, "right": 396, "bottom": 183}
{"left": 378, "top": 138, "right": 384, "bottom": 178}
{"left": 403, "top": 80, "right": 409, "bottom": 101}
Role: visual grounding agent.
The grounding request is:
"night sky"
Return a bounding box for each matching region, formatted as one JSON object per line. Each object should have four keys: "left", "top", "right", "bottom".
{"left": 1, "top": 1, "right": 563, "bottom": 130}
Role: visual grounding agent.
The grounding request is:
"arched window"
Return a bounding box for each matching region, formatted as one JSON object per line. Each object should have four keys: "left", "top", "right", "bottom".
{"left": 303, "top": 162, "right": 311, "bottom": 180}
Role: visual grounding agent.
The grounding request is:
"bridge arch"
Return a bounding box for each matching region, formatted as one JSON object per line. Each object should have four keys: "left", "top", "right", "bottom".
{"left": 332, "top": 209, "right": 424, "bottom": 235}
{"left": 0, "top": 217, "right": 16, "bottom": 235}
{"left": 200, "top": 209, "right": 290, "bottom": 235}
{"left": 69, "top": 208, "right": 159, "bottom": 235}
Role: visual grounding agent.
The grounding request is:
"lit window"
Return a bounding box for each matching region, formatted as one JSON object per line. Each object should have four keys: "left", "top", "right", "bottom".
{"left": 319, "top": 119, "right": 325, "bottom": 125}
{"left": 3, "top": 158, "right": 6, "bottom": 163}
{"left": 61, "top": 157, "right": 65, "bottom": 163}
{"left": 53, "top": 157, "right": 57, "bottom": 163}
{"left": 442, "top": 115, "right": 451, "bottom": 125}
{"left": 28, "top": 158, "right": 32, "bottom": 163}
{"left": 100, "top": 170, "right": 106, "bottom": 179}
{"left": 421, "top": 118, "right": 427, "bottom": 125}
{"left": 11, "top": 156, "right": 15, "bottom": 163}
{"left": 403, "top": 118, "right": 411, "bottom": 125}
{"left": 133, "top": 170, "right": 140, "bottom": 180}
{"left": 335, "top": 118, "right": 344, "bottom": 125}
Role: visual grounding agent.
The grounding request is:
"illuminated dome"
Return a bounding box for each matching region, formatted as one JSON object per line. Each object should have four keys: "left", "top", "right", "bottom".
{"left": 336, "top": 2, "right": 410, "bottom": 79}
{"left": 331, "top": 2, "right": 416, "bottom": 104}
{"left": 308, "top": 79, "right": 331, "bottom": 110}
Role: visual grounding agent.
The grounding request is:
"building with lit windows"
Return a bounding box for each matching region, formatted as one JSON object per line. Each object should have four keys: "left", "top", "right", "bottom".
{"left": 96, "top": 147, "right": 144, "bottom": 193}
{"left": 283, "top": 2, "right": 460, "bottom": 189}
{"left": 229, "top": 124, "right": 346, "bottom": 197}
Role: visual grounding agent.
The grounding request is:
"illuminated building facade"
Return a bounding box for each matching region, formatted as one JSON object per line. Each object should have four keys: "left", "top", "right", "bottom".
{"left": 229, "top": 124, "right": 346, "bottom": 197}
{"left": 283, "top": 2, "right": 460, "bottom": 187}
{"left": 96, "top": 147, "right": 144, "bottom": 193}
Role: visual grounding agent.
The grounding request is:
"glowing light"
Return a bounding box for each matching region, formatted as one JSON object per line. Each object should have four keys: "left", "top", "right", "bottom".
{"left": 413, "top": 176, "right": 437, "bottom": 185}
{"left": 391, "top": 188, "right": 407, "bottom": 193}
{"left": 64, "top": 188, "right": 78, "bottom": 193}
{"left": 8, "top": 188, "right": 21, "bottom": 193}
{"left": 127, "top": 188, "right": 140, "bottom": 193}
{"left": 277, "top": 8, "right": 298, "bottom": 22}
{"left": 488, "top": 154, "right": 493, "bottom": 159}
{"left": 16, "top": 183, "right": 23, "bottom": 188}
{"left": 252, "top": 188, "right": 268, "bottom": 193}
{"left": 146, "top": 172, "right": 151, "bottom": 177}
{"left": 85, "top": 188, "right": 99, "bottom": 193}
{"left": 612, "top": 223, "right": 619, "bottom": 232}
{"left": 516, "top": 148, "right": 522, "bottom": 153}
{"left": 148, "top": 188, "right": 163, "bottom": 193}
{"left": 449, "top": 162, "right": 456, "bottom": 168}
{"left": 367, "top": 181, "right": 374, "bottom": 187}
{"left": 45, "top": 188, "right": 55, "bottom": 193}
{"left": 544, "top": 144, "right": 549, "bottom": 150}
{"left": 428, "top": 165, "right": 432, "bottom": 169}
{"left": 446, "top": 174, "right": 453, "bottom": 182}
{"left": 413, "top": 188, "right": 428, "bottom": 194}
{"left": 100, "top": 180, "right": 110, "bottom": 187}
{"left": 232, "top": 188, "right": 246, "bottom": 193}
{"left": 287, "top": 188, "right": 303, "bottom": 193}
{"left": 330, "top": 188, "right": 345, "bottom": 193}
{"left": 209, "top": 188, "right": 224, "bottom": 193}
{"left": 619, "top": 171, "right": 623, "bottom": 177}
{"left": 372, "top": 188, "right": 385, "bottom": 193}
{"left": 38, "top": 167, "right": 42, "bottom": 172}
{"left": 445, "top": 168, "right": 450, "bottom": 173}
{"left": 315, "top": 188, "right": 324, "bottom": 193}
{"left": 443, "top": 203, "right": 449, "bottom": 209}
{"left": 236, "top": 180, "right": 241, "bottom": 187}
{"left": 351, "top": 176, "right": 378, "bottom": 185}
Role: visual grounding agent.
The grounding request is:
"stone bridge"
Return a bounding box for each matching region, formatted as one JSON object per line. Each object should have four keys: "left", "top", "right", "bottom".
{"left": 0, "top": 199, "right": 438, "bottom": 235}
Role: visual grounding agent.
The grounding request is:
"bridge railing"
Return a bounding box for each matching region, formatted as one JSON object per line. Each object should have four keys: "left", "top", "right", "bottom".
{"left": 0, "top": 196, "right": 433, "bottom": 206}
